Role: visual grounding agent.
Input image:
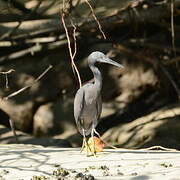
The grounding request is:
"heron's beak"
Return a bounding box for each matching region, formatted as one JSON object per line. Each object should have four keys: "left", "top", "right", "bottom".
{"left": 101, "top": 57, "right": 124, "bottom": 68}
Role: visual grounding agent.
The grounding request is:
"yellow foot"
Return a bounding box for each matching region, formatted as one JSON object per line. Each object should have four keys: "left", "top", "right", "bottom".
{"left": 87, "top": 137, "right": 105, "bottom": 156}
{"left": 81, "top": 136, "right": 105, "bottom": 157}
{"left": 80, "top": 137, "right": 93, "bottom": 156}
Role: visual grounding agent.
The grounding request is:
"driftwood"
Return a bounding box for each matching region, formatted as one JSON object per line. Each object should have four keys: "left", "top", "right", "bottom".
{"left": 0, "top": 0, "right": 179, "bottom": 66}
{"left": 0, "top": 1, "right": 175, "bottom": 39}
{"left": 102, "top": 103, "right": 180, "bottom": 149}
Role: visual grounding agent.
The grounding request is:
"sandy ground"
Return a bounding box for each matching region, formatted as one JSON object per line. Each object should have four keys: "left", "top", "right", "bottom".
{"left": 0, "top": 144, "right": 180, "bottom": 180}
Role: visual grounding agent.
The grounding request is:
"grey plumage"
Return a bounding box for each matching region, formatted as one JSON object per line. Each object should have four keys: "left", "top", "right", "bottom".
{"left": 74, "top": 51, "right": 124, "bottom": 138}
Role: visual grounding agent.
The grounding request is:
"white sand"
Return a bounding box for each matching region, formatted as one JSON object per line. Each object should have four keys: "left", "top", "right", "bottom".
{"left": 0, "top": 144, "right": 180, "bottom": 180}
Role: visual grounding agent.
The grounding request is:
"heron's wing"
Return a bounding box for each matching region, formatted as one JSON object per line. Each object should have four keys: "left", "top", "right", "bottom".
{"left": 74, "top": 88, "right": 85, "bottom": 125}
{"left": 96, "top": 95, "right": 102, "bottom": 122}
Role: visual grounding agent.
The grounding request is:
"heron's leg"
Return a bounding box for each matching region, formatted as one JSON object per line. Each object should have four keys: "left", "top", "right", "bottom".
{"left": 93, "top": 128, "right": 101, "bottom": 138}
{"left": 91, "top": 128, "right": 97, "bottom": 156}
{"left": 81, "top": 129, "right": 91, "bottom": 156}
{"left": 80, "top": 129, "right": 86, "bottom": 152}
{"left": 80, "top": 136, "right": 86, "bottom": 153}
{"left": 93, "top": 128, "right": 105, "bottom": 146}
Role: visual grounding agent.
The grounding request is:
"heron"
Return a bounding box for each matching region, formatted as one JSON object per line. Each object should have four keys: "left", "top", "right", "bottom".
{"left": 74, "top": 51, "right": 124, "bottom": 155}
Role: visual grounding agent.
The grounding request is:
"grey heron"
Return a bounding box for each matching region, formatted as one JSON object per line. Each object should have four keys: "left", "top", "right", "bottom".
{"left": 74, "top": 51, "right": 124, "bottom": 155}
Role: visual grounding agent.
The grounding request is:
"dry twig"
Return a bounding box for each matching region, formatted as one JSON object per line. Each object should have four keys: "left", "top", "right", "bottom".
{"left": 0, "top": 69, "right": 15, "bottom": 89}
{"left": 0, "top": 39, "right": 68, "bottom": 64}
{"left": 70, "top": 18, "right": 77, "bottom": 60}
{"left": 84, "top": 0, "right": 106, "bottom": 39}
{"left": 2, "top": 65, "right": 52, "bottom": 100}
{"left": 61, "top": 0, "right": 82, "bottom": 88}
{"left": 9, "top": 118, "right": 19, "bottom": 144}
{"left": 0, "top": 69, "right": 15, "bottom": 75}
{"left": 171, "top": 0, "right": 180, "bottom": 75}
{"left": 93, "top": 130, "right": 179, "bottom": 152}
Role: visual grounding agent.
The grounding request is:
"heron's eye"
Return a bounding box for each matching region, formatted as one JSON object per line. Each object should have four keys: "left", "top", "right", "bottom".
{"left": 95, "top": 61, "right": 100, "bottom": 66}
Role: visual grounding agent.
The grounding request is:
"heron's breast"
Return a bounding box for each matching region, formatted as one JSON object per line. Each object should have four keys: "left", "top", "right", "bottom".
{"left": 81, "top": 103, "right": 97, "bottom": 119}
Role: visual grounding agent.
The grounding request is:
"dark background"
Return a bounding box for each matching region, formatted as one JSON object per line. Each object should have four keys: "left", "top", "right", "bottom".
{"left": 0, "top": 0, "right": 180, "bottom": 149}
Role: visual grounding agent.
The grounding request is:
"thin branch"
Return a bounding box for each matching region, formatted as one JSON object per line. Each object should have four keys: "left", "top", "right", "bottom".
{"left": 164, "top": 57, "right": 180, "bottom": 65}
{"left": 171, "top": 0, "right": 180, "bottom": 74}
{"left": 160, "top": 63, "right": 180, "bottom": 99}
{"left": 0, "top": 39, "right": 68, "bottom": 64}
{"left": 70, "top": 18, "right": 77, "bottom": 59}
{"left": 9, "top": 118, "right": 19, "bottom": 143}
{"left": 0, "top": 69, "right": 15, "bottom": 75}
{"left": 61, "top": 2, "right": 82, "bottom": 88}
{"left": 171, "top": 0, "right": 176, "bottom": 56}
{"left": 70, "top": 17, "right": 78, "bottom": 81}
{"left": 3, "top": 65, "right": 53, "bottom": 100}
{"left": 0, "top": 44, "right": 42, "bottom": 63}
{"left": 84, "top": 0, "right": 106, "bottom": 39}
{"left": 0, "top": 69, "right": 15, "bottom": 89}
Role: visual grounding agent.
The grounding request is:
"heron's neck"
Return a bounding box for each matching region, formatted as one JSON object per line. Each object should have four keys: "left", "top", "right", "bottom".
{"left": 90, "top": 64, "right": 102, "bottom": 91}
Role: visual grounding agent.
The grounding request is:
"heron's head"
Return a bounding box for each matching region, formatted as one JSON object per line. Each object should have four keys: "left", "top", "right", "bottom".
{"left": 88, "top": 51, "right": 124, "bottom": 68}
